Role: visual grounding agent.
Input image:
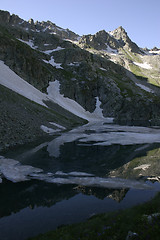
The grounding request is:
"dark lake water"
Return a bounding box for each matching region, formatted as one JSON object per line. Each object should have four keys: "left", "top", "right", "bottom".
{"left": 1, "top": 123, "right": 160, "bottom": 240}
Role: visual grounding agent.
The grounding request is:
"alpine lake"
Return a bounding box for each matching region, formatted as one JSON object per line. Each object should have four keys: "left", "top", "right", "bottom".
{"left": 1, "top": 122, "right": 160, "bottom": 240}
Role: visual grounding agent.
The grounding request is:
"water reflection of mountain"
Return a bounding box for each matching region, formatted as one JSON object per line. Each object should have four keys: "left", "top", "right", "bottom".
{"left": 1, "top": 125, "right": 160, "bottom": 220}
{"left": 0, "top": 179, "right": 74, "bottom": 218}
{"left": 109, "top": 146, "right": 160, "bottom": 180}
{"left": 74, "top": 185, "right": 128, "bottom": 202}
{"left": 0, "top": 179, "right": 128, "bottom": 218}
{"left": 11, "top": 142, "right": 160, "bottom": 178}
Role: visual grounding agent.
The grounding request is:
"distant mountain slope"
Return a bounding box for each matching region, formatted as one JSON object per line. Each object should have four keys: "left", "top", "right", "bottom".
{"left": 77, "top": 26, "right": 160, "bottom": 88}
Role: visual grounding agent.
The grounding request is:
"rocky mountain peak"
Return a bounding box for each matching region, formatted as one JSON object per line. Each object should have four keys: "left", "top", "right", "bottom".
{"left": 110, "top": 26, "right": 128, "bottom": 42}
{"left": 78, "top": 29, "right": 120, "bottom": 51}
{"left": 110, "top": 26, "right": 140, "bottom": 52}
{"left": 78, "top": 25, "right": 141, "bottom": 53}
{"left": 116, "top": 25, "right": 126, "bottom": 32}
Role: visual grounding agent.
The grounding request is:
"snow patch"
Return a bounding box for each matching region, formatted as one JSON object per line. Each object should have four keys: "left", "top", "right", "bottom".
{"left": 68, "top": 62, "right": 80, "bottom": 67}
{"left": 103, "top": 44, "right": 118, "bottom": 55}
{"left": 149, "top": 50, "right": 160, "bottom": 55}
{"left": 40, "top": 125, "right": 60, "bottom": 134}
{"left": 135, "top": 83, "right": 154, "bottom": 93}
{"left": 43, "top": 57, "right": 63, "bottom": 69}
{"left": 47, "top": 80, "right": 111, "bottom": 122}
{"left": 133, "top": 62, "right": 152, "bottom": 69}
{"left": 144, "top": 49, "right": 160, "bottom": 56}
{"left": 17, "top": 39, "right": 38, "bottom": 50}
{"left": 50, "top": 32, "right": 57, "bottom": 35}
{"left": 93, "top": 97, "right": 104, "bottom": 119}
{"left": 43, "top": 46, "right": 65, "bottom": 55}
{"left": 134, "top": 164, "right": 151, "bottom": 171}
{"left": 44, "top": 44, "right": 51, "bottom": 46}
{"left": 99, "top": 67, "right": 107, "bottom": 71}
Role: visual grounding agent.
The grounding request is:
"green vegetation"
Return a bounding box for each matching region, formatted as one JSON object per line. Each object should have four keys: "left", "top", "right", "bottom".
{"left": 129, "top": 63, "right": 160, "bottom": 87}
{"left": 129, "top": 64, "right": 144, "bottom": 78}
{"left": 128, "top": 52, "right": 143, "bottom": 63}
{"left": 120, "top": 49, "right": 143, "bottom": 63}
{"left": 29, "top": 192, "right": 160, "bottom": 240}
{"left": 109, "top": 146, "right": 160, "bottom": 179}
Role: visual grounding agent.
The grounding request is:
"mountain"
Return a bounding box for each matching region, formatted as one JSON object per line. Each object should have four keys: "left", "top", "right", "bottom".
{"left": 78, "top": 26, "right": 140, "bottom": 53}
{"left": 0, "top": 179, "right": 127, "bottom": 218}
{"left": 0, "top": 10, "right": 160, "bottom": 150}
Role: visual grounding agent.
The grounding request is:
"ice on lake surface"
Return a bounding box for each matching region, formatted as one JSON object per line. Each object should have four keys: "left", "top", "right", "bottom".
{"left": 1, "top": 122, "right": 160, "bottom": 187}
{"left": 47, "top": 122, "right": 160, "bottom": 157}
{"left": 0, "top": 155, "right": 153, "bottom": 189}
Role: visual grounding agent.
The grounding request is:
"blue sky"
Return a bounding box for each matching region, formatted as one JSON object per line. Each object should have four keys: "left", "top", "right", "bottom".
{"left": 1, "top": 0, "right": 159, "bottom": 48}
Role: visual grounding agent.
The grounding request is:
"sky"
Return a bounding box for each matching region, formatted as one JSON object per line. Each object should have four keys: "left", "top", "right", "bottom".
{"left": 0, "top": 0, "right": 159, "bottom": 49}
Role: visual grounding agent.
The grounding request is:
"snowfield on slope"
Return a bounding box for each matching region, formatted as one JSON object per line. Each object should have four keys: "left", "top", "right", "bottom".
{"left": 47, "top": 80, "right": 113, "bottom": 122}
{"left": 43, "top": 46, "right": 65, "bottom": 55}
{"left": 0, "top": 61, "right": 112, "bottom": 123}
{"left": 17, "top": 39, "right": 38, "bottom": 50}
{"left": 133, "top": 61, "right": 152, "bottom": 69}
{"left": 43, "top": 57, "right": 64, "bottom": 69}
{"left": 0, "top": 60, "right": 48, "bottom": 107}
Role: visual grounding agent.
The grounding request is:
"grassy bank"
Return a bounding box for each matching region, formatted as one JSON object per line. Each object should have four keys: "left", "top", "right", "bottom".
{"left": 29, "top": 192, "right": 160, "bottom": 240}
